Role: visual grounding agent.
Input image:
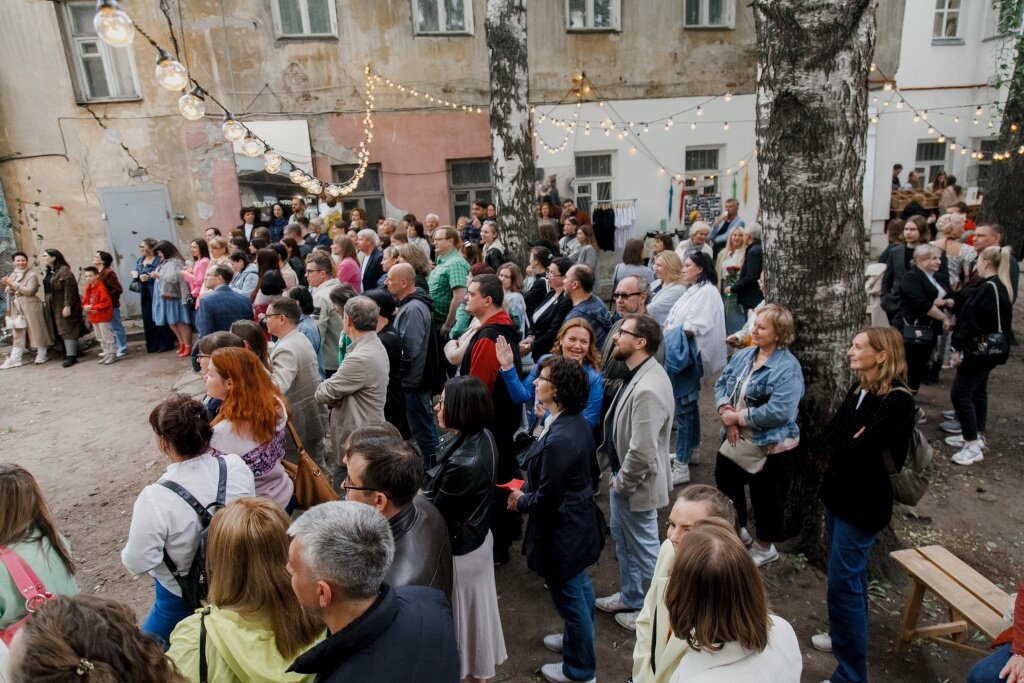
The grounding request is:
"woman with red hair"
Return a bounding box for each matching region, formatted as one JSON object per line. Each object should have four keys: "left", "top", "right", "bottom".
{"left": 204, "top": 347, "right": 294, "bottom": 511}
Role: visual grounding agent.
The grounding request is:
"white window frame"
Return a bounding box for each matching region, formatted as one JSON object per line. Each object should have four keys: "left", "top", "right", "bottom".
{"left": 914, "top": 139, "right": 950, "bottom": 187}
{"left": 412, "top": 0, "right": 474, "bottom": 36}
{"left": 59, "top": 1, "right": 141, "bottom": 103}
{"left": 565, "top": 0, "right": 621, "bottom": 32}
{"left": 573, "top": 152, "right": 614, "bottom": 215}
{"left": 271, "top": 0, "right": 339, "bottom": 39}
{"left": 683, "top": 0, "right": 736, "bottom": 29}
{"left": 932, "top": 0, "right": 964, "bottom": 44}
{"left": 968, "top": 139, "right": 1000, "bottom": 193}
{"left": 683, "top": 146, "right": 722, "bottom": 196}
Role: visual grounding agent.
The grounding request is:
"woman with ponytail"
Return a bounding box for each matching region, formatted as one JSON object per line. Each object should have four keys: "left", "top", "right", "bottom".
{"left": 121, "top": 393, "right": 255, "bottom": 646}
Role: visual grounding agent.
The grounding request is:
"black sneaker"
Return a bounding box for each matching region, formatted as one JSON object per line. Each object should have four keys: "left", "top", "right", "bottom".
{"left": 62, "top": 356, "right": 78, "bottom": 368}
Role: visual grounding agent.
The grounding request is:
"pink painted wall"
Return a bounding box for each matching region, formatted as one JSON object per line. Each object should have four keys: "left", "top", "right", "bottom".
{"left": 327, "top": 110, "right": 492, "bottom": 223}
{"left": 208, "top": 158, "right": 242, "bottom": 231}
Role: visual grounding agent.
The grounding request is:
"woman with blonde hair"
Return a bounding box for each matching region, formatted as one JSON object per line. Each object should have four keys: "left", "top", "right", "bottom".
{"left": 0, "top": 465, "right": 79, "bottom": 636}
{"left": 931, "top": 212, "right": 975, "bottom": 290}
{"left": 647, "top": 251, "right": 687, "bottom": 326}
{"left": 716, "top": 227, "right": 748, "bottom": 335}
{"left": 497, "top": 262, "right": 528, "bottom": 339}
{"left": 397, "top": 242, "right": 433, "bottom": 292}
{"left": 819, "top": 327, "right": 915, "bottom": 683}
{"left": 167, "top": 499, "right": 323, "bottom": 682}
{"left": 664, "top": 519, "right": 801, "bottom": 682}
{"left": 332, "top": 235, "right": 362, "bottom": 293}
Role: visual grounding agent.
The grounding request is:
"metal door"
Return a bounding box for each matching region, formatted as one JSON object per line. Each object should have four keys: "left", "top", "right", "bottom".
{"left": 97, "top": 184, "right": 175, "bottom": 317}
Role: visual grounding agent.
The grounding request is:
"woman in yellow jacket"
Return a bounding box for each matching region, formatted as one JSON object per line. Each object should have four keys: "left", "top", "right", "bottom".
{"left": 167, "top": 498, "right": 323, "bottom": 682}
{"left": 631, "top": 485, "right": 737, "bottom": 683}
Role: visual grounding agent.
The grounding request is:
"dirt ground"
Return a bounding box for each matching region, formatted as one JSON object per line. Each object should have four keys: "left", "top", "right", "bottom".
{"left": 1, "top": 300, "right": 1021, "bottom": 682}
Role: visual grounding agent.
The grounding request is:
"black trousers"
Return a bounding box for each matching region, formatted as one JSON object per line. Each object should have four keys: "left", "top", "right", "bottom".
{"left": 950, "top": 358, "right": 995, "bottom": 442}
{"left": 714, "top": 449, "right": 797, "bottom": 543}
{"left": 903, "top": 339, "right": 936, "bottom": 392}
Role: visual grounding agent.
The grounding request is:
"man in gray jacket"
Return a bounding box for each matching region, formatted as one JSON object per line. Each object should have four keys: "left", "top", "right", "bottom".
{"left": 305, "top": 251, "right": 344, "bottom": 377}
{"left": 596, "top": 313, "right": 674, "bottom": 632}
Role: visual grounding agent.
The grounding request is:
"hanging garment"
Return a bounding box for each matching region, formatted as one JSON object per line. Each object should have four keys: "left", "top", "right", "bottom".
{"left": 592, "top": 207, "right": 617, "bottom": 251}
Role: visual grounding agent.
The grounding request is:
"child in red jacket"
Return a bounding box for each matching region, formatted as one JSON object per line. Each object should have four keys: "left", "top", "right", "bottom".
{"left": 82, "top": 266, "right": 116, "bottom": 364}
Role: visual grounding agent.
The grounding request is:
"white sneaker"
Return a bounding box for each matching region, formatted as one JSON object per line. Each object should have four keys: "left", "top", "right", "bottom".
{"left": 951, "top": 444, "right": 984, "bottom": 465}
{"left": 750, "top": 542, "right": 779, "bottom": 567}
{"left": 811, "top": 633, "right": 832, "bottom": 652}
{"left": 34, "top": 348, "right": 48, "bottom": 364}
{"left": 942, "top": 409, "right": 956, "bottom": 420}
{"left": 672, "top": 461, "right": 690, "bottom": 486}
{"left": 945, "top": 434, "right": 986, "bottom": 449}
{"left": 540, "top": 662, "right": 595, "bottom": 683}
{"left": 0, "top": 357, "right": 23, "bottom": 370}
{"left": 595, "top": 592, "right": 632, "bottom": 613}
{"left": 915, "top": 407, "right": 927, "bottom": 424}
{"left": 614, "top": 611, "right": 639, "bottom": 631}
{"left": 542, "top": 633, "right": 563, "bottom": 653}
{"left": 739, "top": 527, "right": 754, "bottom": 548}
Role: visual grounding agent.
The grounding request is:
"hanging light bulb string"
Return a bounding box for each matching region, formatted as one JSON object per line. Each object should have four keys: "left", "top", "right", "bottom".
{"left": 368, "top": 69, "right": 486, "bottom": 114}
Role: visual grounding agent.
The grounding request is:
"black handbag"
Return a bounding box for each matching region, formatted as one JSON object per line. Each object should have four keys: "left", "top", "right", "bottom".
{"left": 964, "top": 282, "right": 1009, "bottom": 364}
{"left": 902, "top": 322, "right": 935, "bottom": 346}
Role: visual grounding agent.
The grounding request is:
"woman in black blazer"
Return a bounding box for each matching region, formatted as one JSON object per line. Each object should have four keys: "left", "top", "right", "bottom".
{"left": 897, "top": 244, "right": 955, "bottom": 391}
{"left": 523, "top": 247, "right": 553, "bottom": 317}
{"left": 524, "top": 257, "right": 573, "bottom": 360}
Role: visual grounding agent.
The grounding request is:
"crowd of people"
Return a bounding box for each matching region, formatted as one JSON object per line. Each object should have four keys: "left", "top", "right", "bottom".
{"left": 0, "top": 192, "right": 1019, "bottom": 683}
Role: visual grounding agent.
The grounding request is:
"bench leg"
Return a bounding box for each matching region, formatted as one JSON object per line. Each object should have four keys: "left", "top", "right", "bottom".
{"left": 948, "top": 607, "right": 967, "bottom": 643}
{"left": 896, "top": 580, "right": 927, "bottom": 653}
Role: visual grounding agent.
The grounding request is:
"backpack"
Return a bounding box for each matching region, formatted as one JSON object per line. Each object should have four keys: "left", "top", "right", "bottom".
{"left": 882, "top": 387, "right": 934, "bottom": 506}
{"left": 158, "top": 456, "right": 227, "bottom": 611}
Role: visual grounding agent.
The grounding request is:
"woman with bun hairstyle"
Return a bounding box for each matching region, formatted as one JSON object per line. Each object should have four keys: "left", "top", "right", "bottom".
{"left": 121, "top": 393, "right": 255, "bottom": 646}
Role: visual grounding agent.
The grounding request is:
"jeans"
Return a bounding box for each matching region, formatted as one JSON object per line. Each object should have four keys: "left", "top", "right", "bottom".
{"left": 951, "top": 359, "right": 994, "bottom": 442}
{"left": 826, "top": 511, "right": 877, "bottom": 683}
{"left": 608, "top": 487, "right": 660, "bottom": 610}
{"left": 141, "top": 579, "right": 193, "bottom": 648}
{"left": 547, "top": 570, "right": 597, "bottom": 681}
{"left": 110, "top": 306, "right": 128, "bottom": 353}
{"left": 673, "top": 398, "right": 700, "bottom": 465}
{"left": 405, "top": 390, "right": 439, "bottom": 469}
{"left": 967, "top": 643, "right": 1013, "bottom": 683}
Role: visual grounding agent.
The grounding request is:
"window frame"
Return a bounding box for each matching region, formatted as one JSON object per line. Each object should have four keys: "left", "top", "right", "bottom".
{"left": 332, "top": 163, "right": 385, "bottom": 225}
{"left": 565, "top": 0, "right": 621, "bottom": 33}
{"left": 932, "top": 0, "right": 964, "bottom": 44}
{"left": 58, "top": 0, "right": 141, "bottom": 103}
{"left": 683, "top": 0, "right": 736, "bottom": 30}
{"left": 683, "top": 146, "right": 722, "bottom": 196}
{"left": 411, "top": 0, "right": 474, "bottom": 36}
{"left": 968, "top": 139, "right": 1000, "bottom": 193}
{"left": 448, "top": 158, "right": 494, "bottom": 223}
{"left": 271, "top": 0, "right": 339, "bottom": 39}
{"left": 573, "top": 152, "right": 614, "bottom": 215}
{"left": 914, "top": 138, "right": 951, "bottom": 187}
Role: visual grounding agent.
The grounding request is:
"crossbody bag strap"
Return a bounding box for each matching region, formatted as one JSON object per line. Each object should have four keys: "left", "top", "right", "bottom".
{"left": 0, "top": 547, "right": 50, "bottom": 607}
{"left": 880, "top": 386, "right": 913, "bottom": 475}
{"left": 199, "top": 606, "right": 211, "bottom": 683}
{"left": 215, "top": 455, "right": 227, "bottom": 507}
{"left": 989, "top": 281, "right": 1002, "bottom": 333}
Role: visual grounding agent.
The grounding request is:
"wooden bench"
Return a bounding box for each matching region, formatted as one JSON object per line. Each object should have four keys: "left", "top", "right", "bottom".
{"left": 891, "top": 545, "right": 1010, "bottom": 655}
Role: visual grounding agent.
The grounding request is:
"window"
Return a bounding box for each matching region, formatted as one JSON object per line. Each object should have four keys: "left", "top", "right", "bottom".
{"left": 332, "top": 164, "right": 385, "bottom": 226}
{"left": 968, "top": 139, "right": 1000, "bottom": 193}
{"left": 448, "top": 159, "right": 493, "bottom": 222}
{"left": 573, "top": 153, "right": 613, "bottom": 215}
{"left": 914, "top": 139, "right": 949, "bottom": 187}
{"left": 684, "top": 0, "right": 734, "bottom": 28}
{"left": 933, "top": 0, "right": 962, "bottom": 40}
{"left": 59, "top": 1, "right": 140, "bottom": 102}
{"left": 413, "top": 0, "right": 473, "bottom": 34}
{"left": 272, "top": 0, "right": 337, "bottom": 38}
{"left": 566, "top": 0, "right": 620, "bottom": 31}
{"left": 684, "top": 147, "right": 721, "bottom": 195}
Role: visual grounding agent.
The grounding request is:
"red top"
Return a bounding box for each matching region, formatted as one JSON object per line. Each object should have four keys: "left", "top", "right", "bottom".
{"left": 468, "top": 310, "right": 515, "bottom": 393}
{"left": 82, "top": 280, "right": 113, "bottom": 323}
{"left": 992, "top": 580, "right": 1023, "bottom": 655}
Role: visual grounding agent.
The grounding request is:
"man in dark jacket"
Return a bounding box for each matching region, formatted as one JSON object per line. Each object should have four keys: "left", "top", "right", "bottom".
{"left": 729, "top": 222, "right": 764, "bottom": 313}
{"left": 193, "top": 264, "right": 254, "bottom": 370}
{"left": 459, "top": 273, "right": 522, "bottom": 564}
{"left": 357, "top": 228, "right": 385, "bottom": 293}
{"left": 287, "top": 501, "right": 460, "bottom": 683}
{"left": 344, "top": 434, "right": 453, "bottom": 603}
{"left": 564, "top": 265, "right": 613, "bottom": 348}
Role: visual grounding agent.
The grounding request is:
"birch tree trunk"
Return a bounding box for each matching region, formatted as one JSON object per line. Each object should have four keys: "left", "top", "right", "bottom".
{"left": 976, "top": 24, "right": 1024, "bottom": 255}
{"left": 754, "top": 0, "right": 875, "bottom": 568}
{"left": 485, "top": 0, "right": 535, "bottom": 267}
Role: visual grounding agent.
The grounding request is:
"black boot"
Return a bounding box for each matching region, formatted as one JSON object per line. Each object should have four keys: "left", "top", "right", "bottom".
{"left": 62, "top": 355, "right": 78, "bottom": 368}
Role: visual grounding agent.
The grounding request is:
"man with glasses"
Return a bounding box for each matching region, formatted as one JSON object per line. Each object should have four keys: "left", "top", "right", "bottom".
{"left": 427, "top": 226, "right": 471, "bottom": 335}
{"left": 596, "top": 313, "right": 674, "bottom": 632}
{"left": 305, "top": 251, "right": 343, "bottom": 377}
{"left": 342, "top": 432, "right": 453, "bottom": 603}
{"left": 600, "top": 275, "right": 663, "bottom": 399}
{"left": 265, "top": 296, "right": 328, "bottom": 470}
{"left": 193, "top": 263, "right": 253, "bottom": 370}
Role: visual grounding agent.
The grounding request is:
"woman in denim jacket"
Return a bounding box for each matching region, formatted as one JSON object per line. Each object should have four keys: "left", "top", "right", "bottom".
{"left": 713, "top": 303, "right": 804, "bottom": 568}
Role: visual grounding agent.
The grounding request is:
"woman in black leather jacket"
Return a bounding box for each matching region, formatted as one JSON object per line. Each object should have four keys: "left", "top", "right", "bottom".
{"left": 423, "top": 375, "right": 507, "bottom": 682}
{"left": 897, "top": 244, "right": 955, "bottom": 391}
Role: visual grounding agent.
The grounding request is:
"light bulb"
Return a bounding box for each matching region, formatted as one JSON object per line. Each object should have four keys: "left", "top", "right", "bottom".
{"left": 696, "top": 106, "right": 703, "bottom": 116}
{"left": 975, "top": 106, "right": 983, "bottom": 116}
{"left": 326, "top": 184, "right": 342, "bottom": 197}
{"left": 289, "top": 169, "right": 308, "bottom": 184}
{"left": 263, "top": 149, "right": 283, "bottom": 173}
{"left": 723, "top": 122, "right": 729, "bottom": 131}
{"left": 690, "top": 122, "right": 696, "bottom": 130}
{"left": 921, "top": 111, "right": 928, "bottom": 120}
{"left": 954, "top": 116, "right": 960, "bottom": 123}
{"left": 178, "top": 87, "right": 205, "bottom": 120}
{"left": 938, "top": 135, "right": 946, "bottom": 143}
{"left": 301, "top": 178, "right": 316, "bottom": 190}
{"left": 240, "top": 134, "right": 263, "bottom": 158}
{"left": 308, "top": 180, "right": 323, "bottom": 195}
{"left": 93, "top": 0, "right": 135, "bottom": 47}
{"left": 221, "top": 115, "right": 246, "bottom": 142}
{"left": 927, "top": 126, "right": 935, "bottom": 134}
{"left": 154, "top": 49, "right": 188, "bottom": 91}
{"left": 724, "top": 92, "right": 733, "bottom": 102}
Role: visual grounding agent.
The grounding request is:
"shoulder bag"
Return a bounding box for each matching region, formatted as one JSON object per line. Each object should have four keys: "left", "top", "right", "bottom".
{"left": 718, "top": 358, "right": 772, "bottom": 474}
{"left": 281, "top": 421, "right": 339, "bottom": 509}
{"left": 963, "top": 282, "right": 1010, "bottom": 364}
{"left": 0, "top": 546, "right": 55, "bottom": 645}
{"left": 881, "top": 387, "right": 934, "bottom": 506}
{"left": 902, "top": 320, "right": 935, "bottom": 346}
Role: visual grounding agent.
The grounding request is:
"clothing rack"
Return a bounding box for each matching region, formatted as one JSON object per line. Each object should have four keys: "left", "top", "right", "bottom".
{"left": 593, "top": 198, "right": 637, "bottom": 210}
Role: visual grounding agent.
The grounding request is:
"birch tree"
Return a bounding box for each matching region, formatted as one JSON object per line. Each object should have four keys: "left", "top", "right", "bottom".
{"left": 485, "top": 0, "right": 535, "bottom": 267}
{"left": 753, "top": 0, "right": 874, "bottom": 566}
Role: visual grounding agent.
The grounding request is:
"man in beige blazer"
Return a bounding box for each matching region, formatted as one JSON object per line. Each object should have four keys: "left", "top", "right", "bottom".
{"left": 596, "top": 313, "right": 674, "bottom": 630}
{"left": 314, "top": 296, "right": 389, "bottom": 490}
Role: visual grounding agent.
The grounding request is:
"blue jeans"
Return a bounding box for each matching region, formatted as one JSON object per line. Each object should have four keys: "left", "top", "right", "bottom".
{"left": 674, "top": 398, "right": 700, "bottom": 465}
{"left": 968, "top": 643, "right": 1013, "bottom": 683}
{"left": 547, "top": 570, "right": 597, "bottom": 681}
{"left": 826, "top": 511, "right": 877, "bottom": 683}
{"left": 141, "top": 579, "right": 193, "bottom": 648}
{"left": 111, "top": 307, "right": 128, "bottom": 353}
{"left": 405, "top": 390, "right": 439, "bottom": 469}
{"left": 608, "top": 486, "right": 660, "bottom": 609}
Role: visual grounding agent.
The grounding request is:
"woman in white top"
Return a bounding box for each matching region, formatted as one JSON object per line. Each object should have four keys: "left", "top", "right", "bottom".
{"left": 676, "top": 221, "right": 714, "bottom": 262}
{"left": 716, "top": 227, "right": 748, "bottom": 335}
{"left": 122, "top": 393, "right": 255, "bottom": 646}
{"left": 647, "top": 251, "right": 687, "bottom": 326}
{"left": 664, "top": 251, "right": 727, "bottom": 380}
{"left": 665, "top": 519, "right": 801, "bottom": 683}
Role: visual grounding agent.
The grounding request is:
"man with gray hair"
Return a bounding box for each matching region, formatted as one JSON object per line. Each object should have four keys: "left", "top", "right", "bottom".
{"left": 286, "top": 501, "right": 460, "bottom": 682}
{"left": 315, "top": 296, "right": 389, "bottom": 487}
{"left": 356, "top": 228, "right": 384, "bottom": 292}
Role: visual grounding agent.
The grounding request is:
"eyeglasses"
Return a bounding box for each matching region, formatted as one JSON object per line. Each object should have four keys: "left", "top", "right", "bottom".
{"left": 612, "top": 291, "right": 642, "bottom": 300}
{"left": 264, "top": 312, "right": 286, "bottom": 319}
{"left": 615, "top": 328, "right": 641, "bottom": 339}
{"left": 305, "top": 268, "right": 323, "bottom": 274}
{"left": 536, "top": 375, "right": 553, "bottom": 384}
{"left": 341, "top": 476, "right": 386, "bottom": 496}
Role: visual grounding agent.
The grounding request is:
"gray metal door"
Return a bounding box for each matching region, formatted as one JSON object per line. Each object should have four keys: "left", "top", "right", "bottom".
{"left": 97, "top": 184, "right": 175, "bottom": 317}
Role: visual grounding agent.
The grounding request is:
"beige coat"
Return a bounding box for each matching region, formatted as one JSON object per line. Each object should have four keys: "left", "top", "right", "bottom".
{"left": 270, "top": 328, "right": 328, "bottom": 470}
{"left": 632, "top": 540, "right": 689, "bottom": 683}
{"left": 5, "top": 269, "right": 53, "bottom": 349}
{"left": 314, "top": 332, "right": 388, "bottom": 473}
